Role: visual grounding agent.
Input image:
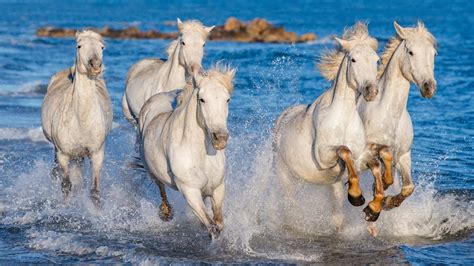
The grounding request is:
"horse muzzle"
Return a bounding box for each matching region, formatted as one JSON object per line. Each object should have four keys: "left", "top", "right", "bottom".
{"left": 211, "top": 132, "right": 229, "bottom": 150}
{"left": 420, "top": 79, "right": 436, "bottom": 99}
{"left": 88, "top": 59, "right": 102, "bottom": 77}
{"left": 362, "top": 83, "right": 379, "bottom": 101}
{"left": 189, "top": 63, "right": 202, "bottom": 77}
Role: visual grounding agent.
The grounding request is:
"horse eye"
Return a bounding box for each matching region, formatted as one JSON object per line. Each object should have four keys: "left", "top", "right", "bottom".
{"left": 226, "top": 98, "right": 230, "bottom": 103}
{"left": 199, "top": 98, "right": 205, "bottom": 103}
{"left": 101, "top": 46, "right": 104, "bottom": 50}
{"left": 181, "top": 41, "right": 186, "bottom": 46}
{"left": 351, "top": 58, "right": 356, "bottom": 63}
{"left": 203, "top": 42, "right": 206, "bottom": 47}
{"left": 77, "top": 45, "right": 82, "bottom": 49}
{"left": 409, "top": 51, "right": 414, "bottom": 56}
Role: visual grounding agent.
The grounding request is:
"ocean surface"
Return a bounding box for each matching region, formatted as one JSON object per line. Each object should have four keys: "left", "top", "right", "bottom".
{"left": 0, "top": 0, "right": 473, "bottom": 264}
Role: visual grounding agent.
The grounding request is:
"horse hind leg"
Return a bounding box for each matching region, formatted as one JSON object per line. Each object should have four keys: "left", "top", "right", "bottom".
{"left": 156, "top": 179, "right": 173, "bottom": 221}
{"left": 337, "top": 146, "right": 365, "bottom": 206}
{"left": 383, "top": 152, "right": 414, "bottom": 209}
{"left": 331, "top": 181, "right": 345, "bottom": 232}
{"left": 363, "top": 158, "right": 384, "bottom": 222}
{"left": 56, "top": 152, "right": 72, "bottom": 200}
{"left": 90, "top": 147, "right": 105, "bottom": 208}
{"left": 69, "top": 158, "right": 84, "bottom": 192}
{"left": 379, "top": 146, "right": 394, "bottom": 190}
{"left": 50, "top": 153, "right": 61, "bottom": 182}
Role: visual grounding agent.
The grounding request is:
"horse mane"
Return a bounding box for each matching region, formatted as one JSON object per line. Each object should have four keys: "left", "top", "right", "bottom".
{"left": 202, "top": 64, "right": 235, "bottom": 94}
{"left": 76, "top": 29, "right": 104, "bottom": 45}
{"left": 378, "top": 21, "right": 437, "bottom": 78}
{"left": 179, "top": 20, "right": 210, "bottom": 39}
{"left": 176, "top": 64, "right": 235, "bottom": 107}
{"left": 318, "top": 22, "right": 378, "bottom": 81}
{"left": 166, "top": 40, "right": 179, "bottom": 57}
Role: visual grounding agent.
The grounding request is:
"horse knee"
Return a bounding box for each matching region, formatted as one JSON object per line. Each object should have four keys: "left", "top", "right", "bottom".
{"left": 337, "top": 146, "right": 352, "bottom": 160}
{"left": 379, "top": 147, "right": 393, "bottom": 161}
{"left": 367, "top": 158, "right": 382, "bottom": 173}
{"left": 401, "top": 185, "right": 414, "bottom": 197}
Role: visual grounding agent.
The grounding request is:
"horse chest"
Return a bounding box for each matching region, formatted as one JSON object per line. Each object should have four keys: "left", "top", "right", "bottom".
{"left": 53, "top": 103, "right": 107, "bottom": 155}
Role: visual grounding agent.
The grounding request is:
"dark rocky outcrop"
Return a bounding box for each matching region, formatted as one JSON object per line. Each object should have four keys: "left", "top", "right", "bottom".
{"left": 36, "top": 17, "right": 316, "bottom": 43}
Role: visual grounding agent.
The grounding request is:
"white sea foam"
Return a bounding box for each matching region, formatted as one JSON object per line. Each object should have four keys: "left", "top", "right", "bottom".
{"left": 0, "top": 127, "right": 49, "bottom": 143}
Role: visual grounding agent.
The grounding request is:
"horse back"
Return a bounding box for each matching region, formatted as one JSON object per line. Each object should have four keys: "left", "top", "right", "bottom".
{"left": 139, "top": 89, "right": 181, "bottom": 136}
{"left": 126, "top": 58, "right": 165, "bottom": 86}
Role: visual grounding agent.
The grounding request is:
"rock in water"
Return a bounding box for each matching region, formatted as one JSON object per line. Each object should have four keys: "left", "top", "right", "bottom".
{"left": 36, "top": 18, "right": 317, "bottom": 43}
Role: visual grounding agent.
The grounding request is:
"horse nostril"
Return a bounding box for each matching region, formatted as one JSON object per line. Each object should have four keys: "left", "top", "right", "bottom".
{"left": 213, "top": 132, "right": 229, "bottom": 141}
{"left": 89, "top": 59, "right": 102, "bottom": 69}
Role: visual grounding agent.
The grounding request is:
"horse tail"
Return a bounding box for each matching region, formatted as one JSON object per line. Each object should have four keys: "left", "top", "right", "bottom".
{"left": 122, "top": 93, "right": 137, "bottom": 127}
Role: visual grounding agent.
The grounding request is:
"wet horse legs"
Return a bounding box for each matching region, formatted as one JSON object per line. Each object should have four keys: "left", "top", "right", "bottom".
{"left": 363, "top": 158, "right": 384, "bottom": 222}
{"left": 383, "top": 152, "right": 414, "bottom": 209}
{"left": 379, "top": 146, "right": 394, "bottom": 190}
{"left": 337, "top": 146, "right": 365, "bottom": 206}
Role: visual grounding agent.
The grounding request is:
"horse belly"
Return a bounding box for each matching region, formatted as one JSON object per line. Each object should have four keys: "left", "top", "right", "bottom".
{"left": 393, "top": 110, "right": 413, "bottom": 157}
{"left": 143, "top": 117, "right": 175, "bottom": 188}
{"left": 277, "top": 113, "right": 339, "bottom": 184}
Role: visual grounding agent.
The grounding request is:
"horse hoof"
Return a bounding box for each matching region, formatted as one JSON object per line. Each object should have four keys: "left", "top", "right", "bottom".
{"left": 159, "top": 204, "right": 174, "bottom": 222}
{"left": 348, "top": 194, "right": 365, "bottom": 206}
{"left": 382, "top": 196, "right": 400, "bottom": 210}
{"left": 90, "top": 189, "right": 102, "bottom": 209}
{"left": 367, "top": 222, "right": 378, "bottom": 237}
{"left": 208, "top": 224, "right": 221, "bottom": 240}
{"left": 363, "top": 205, "right": 380, "bottom": 222}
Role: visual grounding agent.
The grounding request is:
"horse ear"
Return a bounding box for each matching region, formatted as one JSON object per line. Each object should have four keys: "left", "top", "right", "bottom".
{"left": 394, "top": 21, "right": 407, "bottom": 39}
{"left": 177, "top": 18, "right": 184, "bottom": 31}
{"left": 334, "top": 37, "right": 350, "bottom": 50}
{"left": 205, "top": 25, "right": 215, "bottom": 34}
{"left": 75, "top": 30, "right": 81, "bottom": 39}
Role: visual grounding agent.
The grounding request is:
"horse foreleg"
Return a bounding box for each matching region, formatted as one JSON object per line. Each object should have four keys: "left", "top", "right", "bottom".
{"left": 90, "top": 147, "right": 104, "bottom": 208}
{"left": 69, "top": 158, "right": 84, "bottom": 190}
{"left": 50, "top": 153, "right": 61, "bottom": 181}
{"left": 331, "top": 181, "right": 345, "bottom": 232}
{"left": 211, "top": 183, "right": 225, "bottom": 231}
{"left": 56, "top": 152, "right": 71, "bottom": 200}
{"left": 337, "top": 146, "right": 365, "bottom": 206}
{"left": 383, "top": 152, "right": 414, "bottom": 209}
{"left": 181, "top": 186, "right": 220, "bottom": 239}
{"left": 156, "top": 180, "right": 173, "bottom": 221}
{"left": 379, "top": 146, "right": 394, "bottom": 190}
{"left": 363, "top": 158, "right": 384, "bottom": 222}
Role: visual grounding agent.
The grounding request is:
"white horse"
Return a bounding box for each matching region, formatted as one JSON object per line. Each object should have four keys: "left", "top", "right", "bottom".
{"left": 41, "top": 30, "right": 112, "bottom": 206}
{"left": 139, "top": 66, "right": 235, "bottom": 239}
{"left": 122, "top": 18, "right": 214, "bottom": 126}
{"left": 274, "top": 22, "right": 379, "bottom": 228}
{"left": 357, "top": 21, "right": 437, "bottom": 221}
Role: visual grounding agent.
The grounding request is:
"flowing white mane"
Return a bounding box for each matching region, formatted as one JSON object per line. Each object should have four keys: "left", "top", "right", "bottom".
{"left": 75, "top": 29, "right": 104, "bottom": 44}
{"left": 318, "top": 22, "right": 378, "bottom": 81}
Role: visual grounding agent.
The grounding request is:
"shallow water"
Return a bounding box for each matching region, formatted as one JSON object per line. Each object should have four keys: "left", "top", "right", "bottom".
{"left": 0, "top": 0, "right": 473, "bottom": 264}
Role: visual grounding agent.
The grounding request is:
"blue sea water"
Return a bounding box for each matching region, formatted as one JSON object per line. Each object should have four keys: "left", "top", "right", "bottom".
{"left": 0, "top": 0, "right": 473, "bottom": 264}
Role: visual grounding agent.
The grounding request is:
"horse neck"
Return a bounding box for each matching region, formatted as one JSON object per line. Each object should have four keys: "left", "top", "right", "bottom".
{"left": 174, "top": 86, "right": 206, "bottom": 145}
{"left": 71, "top": 62, "right": 97, "bottom": 110}
{"left": 330, "top": 56, "right": 358, "bottom": 108}
{"left": 158, "top": 41, "right": 188, "bottom": 90}
{"left": 378, "top": 43, "right": 411, "bottom": 113}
